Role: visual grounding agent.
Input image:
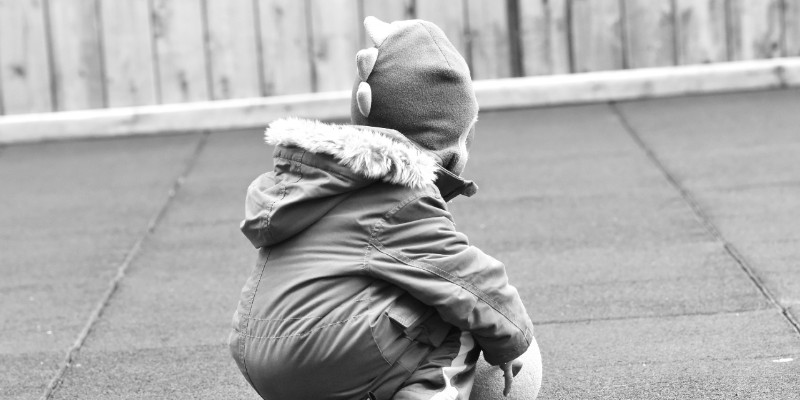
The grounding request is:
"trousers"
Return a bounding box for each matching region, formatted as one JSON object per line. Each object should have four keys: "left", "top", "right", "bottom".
{"left": 369, "top": 328, "right": 480, "bottom": 400}
{"left": 231, "top": 301, "right": 541, "bottom": 400}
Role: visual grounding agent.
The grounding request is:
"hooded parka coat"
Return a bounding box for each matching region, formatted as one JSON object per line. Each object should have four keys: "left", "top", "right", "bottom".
{"left": 229, "top": 118, "right": 534, "bottom": 399}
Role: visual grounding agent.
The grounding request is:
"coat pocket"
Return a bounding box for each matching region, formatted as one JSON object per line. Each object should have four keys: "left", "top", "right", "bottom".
{"left": 386, "top": 293, "right": 434, "bottom": 336}
{"left": 371, "top": 292, "right": 430, "bottom": 364}
{"left": 388, "top": 293, "right": 453, "bottom": 348}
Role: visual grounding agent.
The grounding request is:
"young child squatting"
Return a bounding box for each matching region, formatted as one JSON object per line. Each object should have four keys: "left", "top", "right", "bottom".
{"left": 229, "top": 16, "right": 541, "bottom": 400}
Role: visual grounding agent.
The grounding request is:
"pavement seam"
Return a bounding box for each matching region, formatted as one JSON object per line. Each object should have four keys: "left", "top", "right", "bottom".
{"left": 698, "top": 179, "right": 800, "bottom": 193}
{"left": 39, "top": 131, "right": 211, "bottom": 400}
{"left": 534, "top": 307, "right": 773, "bottom": 326}
{"left": 608, "top": 102, "right": 800, "bottom": 339}
{"left": 552, "top": 353, "right": 800, "bottom": 370}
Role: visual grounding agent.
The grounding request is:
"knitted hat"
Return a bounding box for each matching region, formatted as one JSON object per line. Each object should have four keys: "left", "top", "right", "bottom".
{"left": 351, "top": 16, "right": 479, "bottom": 176}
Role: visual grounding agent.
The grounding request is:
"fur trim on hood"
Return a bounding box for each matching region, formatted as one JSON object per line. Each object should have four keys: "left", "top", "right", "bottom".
{"left": 264, "top": 118, "right": 439, "bottom": 188}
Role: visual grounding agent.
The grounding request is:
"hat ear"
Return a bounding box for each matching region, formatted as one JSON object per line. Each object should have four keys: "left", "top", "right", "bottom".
{"left": 356, "top": 48, "right": 379, "bottom": 81}
{"left": 364, "top": 16, "right": 393, "bottom": 47}
{"left": 356, "top": 82, "right": 372, "bottom": 117}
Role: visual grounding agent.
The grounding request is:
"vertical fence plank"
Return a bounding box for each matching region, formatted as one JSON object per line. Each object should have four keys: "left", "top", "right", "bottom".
{"left": 415, "top": 0, "right": 468, "bottom": 61}
{"left": 152, "top": 0, "right": 209, "bottom": 104}
{"left": 787, "top": 0, "right": 800, "bottom": 56}
{"left": 361, "top": 0, "right": 414, "bottom": 22}
{"left": 728, "top": 0, "right": 783, "bottom": 60}
{"left": 48, "top": 0, "right": 105, "bottom": 111}
{"left": 571, "top": 0, "right": 624, "bottom": 72}
{"left": 99, "top": 0, "right": 157, "bottom": 107}
{"left": 308, "top": 0, "right": 360, "bottom": 92}
{"left": 518, "top": 0, "right": 548, "bottom": 75}
{"left": 548, "top": 0, "right": 570, "bottom": 74}
{"left": 0, "top": 0, "right": 53, "bottom": 114}
{"left": 518, "top": 0, "right": 570, "bottom": 76}
{"left": 205, "top": 0, "right": 261, "bottom": 100}
{"left": 624, "top": 0, "right": 676, "bottom": 68}
{"left": 675, "top": 0, "right": 728, "bottom": 64}
{"left": 465, "top": 0, "right": 512, "bottom": 79}
{"left": 257, "top": 0, "right": 313, "bottom": 95}
{"left": 570, "top": 0, "right": 624, "bottom": 72}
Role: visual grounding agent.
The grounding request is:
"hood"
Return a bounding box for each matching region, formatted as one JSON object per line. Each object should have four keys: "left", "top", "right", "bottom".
{"left": 264, "top": 118, "right": 439, "bottom": 187}
{"left": 241, "top": 118, "right": 440, "bottom": 248}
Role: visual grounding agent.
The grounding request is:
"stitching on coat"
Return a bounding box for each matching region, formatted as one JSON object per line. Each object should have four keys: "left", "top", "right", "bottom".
{"left": 240, "top": 248, "right": 272, "bottom": 380}
{"left": 396, "top": 353, "right": 417, "bottom": 374}
{"left": 364, "top": 281, "right": 391, "bottom": 365}
{"left": 250, "top": 179, "right": 278, "bottom": 246}
{"left": 262, "top": 181, "right": 283, "bottom": 241}
{"left": 274, "top": 154, "right": 355, "bottom": 182}
{"left": 263, "top": 151, "right": 305, "bottom": 241}
{"left": 239, "top": 313, "right": 368, "bottom": 340}
{"left": 367, "top": 238, "right": 529, "bottom": 340}
{"left": 369, "top": 192, "right": 430, "bottom": 240}
{"left": 370, "top": 314, "right": 393, "bottom": 365}
{"left": 369, "top": 194, "right": 512, "bottom": 316}
{"left": 242, "top": 315, "right": 323, "bottom": 322}
{"left": 362, "top": 238, "right": 373, "bottom": 273}
{"left": 363, "top": 192, "right": 532, "bottom": 349}
{"left": 364, "top": 190, "right": 432, "bottom": 276}
{"left": 371, "top": 239, "right": 515, "bottom": 323}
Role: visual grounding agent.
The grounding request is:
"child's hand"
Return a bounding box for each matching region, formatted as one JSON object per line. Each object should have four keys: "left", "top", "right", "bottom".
{"left": 499, "top": 358, "right": 524, "bottom": 396}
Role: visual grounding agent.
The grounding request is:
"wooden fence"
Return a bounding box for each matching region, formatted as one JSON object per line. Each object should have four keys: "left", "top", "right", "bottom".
{"left": 1, "top": 0, "right": 798, "bottom": 116}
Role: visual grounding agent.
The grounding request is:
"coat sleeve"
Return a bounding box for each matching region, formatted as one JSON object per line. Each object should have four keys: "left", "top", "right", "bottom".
{"left": 365, "top": 193, "right": 534, "bottom": 365}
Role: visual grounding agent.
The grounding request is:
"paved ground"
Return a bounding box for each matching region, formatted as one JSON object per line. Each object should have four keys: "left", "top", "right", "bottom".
{"left": 1, "top": 89, "right": 799, "bottom": 399}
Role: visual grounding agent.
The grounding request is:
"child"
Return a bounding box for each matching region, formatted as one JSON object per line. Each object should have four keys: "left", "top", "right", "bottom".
{"left": 230, "top": 16, "right": 540, "bottom": 400}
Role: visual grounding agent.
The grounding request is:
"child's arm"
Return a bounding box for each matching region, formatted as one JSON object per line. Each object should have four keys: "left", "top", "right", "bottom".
{"left": 366, "top": 193, "right": 534, "bottom": 366}
{"left": 501, "top": 358, "right": 524, "bottom": 395}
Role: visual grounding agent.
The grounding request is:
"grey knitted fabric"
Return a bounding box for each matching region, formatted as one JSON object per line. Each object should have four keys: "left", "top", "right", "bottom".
{"left": 350, "top": 17, "right": 479, "bottom": 176}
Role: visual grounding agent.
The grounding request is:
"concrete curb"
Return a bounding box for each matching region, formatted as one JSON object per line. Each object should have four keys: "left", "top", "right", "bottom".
{"left": 1, "top": 58, "right": 799, "bottom": 144}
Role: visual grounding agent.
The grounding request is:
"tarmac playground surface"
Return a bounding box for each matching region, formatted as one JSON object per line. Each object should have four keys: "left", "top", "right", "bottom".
{"left": 2, "top": 88, "right": 800, "bottom": 399}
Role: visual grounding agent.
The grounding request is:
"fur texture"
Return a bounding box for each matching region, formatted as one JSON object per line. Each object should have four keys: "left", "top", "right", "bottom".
{"left": 265, "top": 118, "right": 438, "bottom": 188}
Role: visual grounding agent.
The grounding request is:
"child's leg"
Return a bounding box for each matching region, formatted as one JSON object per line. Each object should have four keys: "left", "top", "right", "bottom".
{"left": 391, "top": 332, "right": 544, "bottom": 400}
{"left": 392, "top": 329, "right": 480, "bottom": 400}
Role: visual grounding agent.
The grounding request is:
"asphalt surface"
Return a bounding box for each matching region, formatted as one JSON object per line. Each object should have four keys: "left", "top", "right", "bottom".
{"left": 1, "top": 89, "right": 799, "bottom": 399}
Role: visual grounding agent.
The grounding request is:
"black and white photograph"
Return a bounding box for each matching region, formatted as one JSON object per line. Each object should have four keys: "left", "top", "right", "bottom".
{"left": 1, "top": 0, "right": 799, "bottom": 399}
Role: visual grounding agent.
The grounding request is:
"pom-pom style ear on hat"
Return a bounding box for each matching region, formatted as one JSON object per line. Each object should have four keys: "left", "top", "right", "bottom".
{"left": 356, "top": 82, "right": 372, "bottom": 117}
{"left": 356, "top": 48, "right": 379, "bottom": 82}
